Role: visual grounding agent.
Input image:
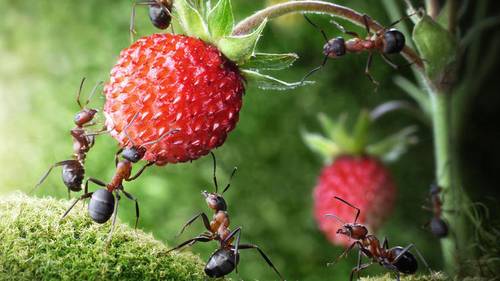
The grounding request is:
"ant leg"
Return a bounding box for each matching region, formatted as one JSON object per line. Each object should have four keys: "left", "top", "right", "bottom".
{"left": 114, "top": 148, "right": 124, "bottom": 167}
{"left": 393, "top": 243, "right": 432, "bottom": 273}
{"left": 76, "top": 78, "right": 86, "bottom": 109}
{"left": 222, "top": 167, "right": 238, "bottom": 194}
{"left": 121, "top": 189, "right": 140, "bottom": 230}
{"left": 382, "top": 237, "right": 389, "bottom": 249}
{"left": 60, "top": 192, "right": 93, "bottom": 221}
{"left": 362, "top": 15, "right": 371, "bottom": 34}
{"left": 166, "top": 235, "right": 212, "bottom": 253}
{"left": 126, "top": 161, "right": 154, "bottom": 181}
{"left": 330, "top": 19, "right": 360, "bottom": 37}
{"left": 32, "top": 160, "right": 76, "bottom": 193}
{"left": 223, "top": 226, "right": 242, "bottom": 273}
{"left": 381, "top": 54, "right": 415, "bottom": 70}
{"left": 350, "top": 262, "right": 372, "bottom": 281}
{"left": 364, "top": 53, "right": 380, "bottom": 87}
{"left": 237, "top": 243, "right": 285, "bottom": 281}
{"left": 327, "top": 241, "right": 360, "bottom": 266}
{"left": 107, "top": 191, "right": 121, "bottom": 243}
{"left": 176, "top": 212, "right": 211, "bottom": 237}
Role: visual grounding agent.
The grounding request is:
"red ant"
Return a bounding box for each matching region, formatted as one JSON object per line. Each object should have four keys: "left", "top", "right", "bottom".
{"left": 167, "top": 152, "right": 285, "bottom": 280}
{"left": 33, "top": 78, "right": 103, "bottom": 197}
{"left": 302, "top": 12, "right": 420, "bottom": 86}
{"left": 60, "top": 112, "right": 178, "bottom": 242}
{"left": 130, "top": 0, "right": 174, "bottom": 41}
{"left": 423, "top": 184, "right": 448, "bottom": 238}
{"left": 327, "top": 196, "right": 431, "bottom": 281}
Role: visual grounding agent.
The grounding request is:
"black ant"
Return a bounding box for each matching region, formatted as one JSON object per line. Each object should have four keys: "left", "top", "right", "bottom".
{"left": 167, "top": 152, "right": 285, "bottom": 280}
{"left": 130, "top": 0, "right": 174, "bottom": 42}
{"left": 33, "top": 78, "right": 102, "bottom": 197}
{"left": 327, "top": 196, "right": 431, "bottom": 281}
{"left": 302, "top": 12, "right": 419, "bottom": 86}
{"left": 423, "top": 184, "right": 448, "bottom": 238}
{"left": 60, "top": 112, "right": 178, "bottom": 241}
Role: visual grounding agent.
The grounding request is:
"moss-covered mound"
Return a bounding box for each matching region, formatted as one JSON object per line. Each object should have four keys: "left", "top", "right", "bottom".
{"left": 0, "top": 192, "right": 226, "bottom": 281}
{"left": 360, "top": 272, "right": 448, "bottom": 281}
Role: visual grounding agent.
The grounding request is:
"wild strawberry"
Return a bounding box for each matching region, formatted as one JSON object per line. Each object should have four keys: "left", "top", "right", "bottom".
{"left": 104, "top": 0, "right": 303, "bottom": 165}
{"left": 303, "top": 110, "right": 418, "bottom": 246}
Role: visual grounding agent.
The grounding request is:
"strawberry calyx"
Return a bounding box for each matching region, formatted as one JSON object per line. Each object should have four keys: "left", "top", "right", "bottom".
{"left": 302, "top": 104, "right": 419, "bottom": 164}
{"left": 173, "top": 0, "right": 308, "bottom": 90}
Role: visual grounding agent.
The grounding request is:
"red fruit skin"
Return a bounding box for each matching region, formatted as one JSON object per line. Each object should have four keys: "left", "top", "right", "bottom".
{"left": 313, "top": 155, "right": 396, "bottom": 246}
{"left": 104, "top": 33, "right": 244, "bottom": 165}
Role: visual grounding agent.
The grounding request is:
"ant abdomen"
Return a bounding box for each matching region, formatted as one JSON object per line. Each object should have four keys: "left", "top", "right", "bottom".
{"left": 149, "top": 4, "right": 172, "bottom": 30}
{"left": 390, "top": 246, "right": 418, "bottom": 274}
{"left": 62, "top": 161, "right": 85, "bottom": 192}
{"left": 88, "top": 189, "right": 115, "bottom": 224}
{"left": 204, "top": 249, "right": 240, "bottom": 278}
{"left": 382, "top": 29, "right": 405, "bottom": 54}
{"left": 430, "top": 217, "right": 448, "bottom": 238}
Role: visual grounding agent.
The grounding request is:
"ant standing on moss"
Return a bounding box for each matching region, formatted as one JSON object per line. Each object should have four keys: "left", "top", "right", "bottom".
{"left": 130, "top": 0, "right": 174, "bottom": 41}
{"left": 327, "top": 196, "right": 431, "bottom": 281}
{"left": 33, "top": 78, "right": 103, "bottom": 198}
{"left": 167, "top": 152, "right": 285, "bottom": 280}
{"left": 60, "top": 112, "right": 178, "bottom": 242}
{"left": 302, "top": 12, "right": 420, "bottom": 87}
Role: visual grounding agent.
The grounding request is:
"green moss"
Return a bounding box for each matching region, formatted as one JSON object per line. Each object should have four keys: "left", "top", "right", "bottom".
{"left": 360, "top": 272, "right": 448, "bottom": 281}
{"left": 0, "top": 192, "right": 227, "bottom": 281}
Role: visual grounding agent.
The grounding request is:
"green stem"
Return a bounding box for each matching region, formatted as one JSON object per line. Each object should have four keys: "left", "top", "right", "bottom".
{"left": 233, "top": 0, "right": 424, "bottom": 69}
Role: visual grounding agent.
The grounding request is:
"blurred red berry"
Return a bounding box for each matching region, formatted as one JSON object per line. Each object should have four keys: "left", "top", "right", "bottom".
{"left": 104, "top": 33, "right": 244, "bottom": 165}
{"left": 313, "top": 155, "right": 396, "bottom": 246}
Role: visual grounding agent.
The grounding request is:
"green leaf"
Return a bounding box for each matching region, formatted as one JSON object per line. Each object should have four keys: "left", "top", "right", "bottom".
{"left": 240, "top": 53, "right": 299, "bottom": 70}
{"left": 412, "top": 15, "right": 458, "bottom": 80}
{"left": 242, "top": 70, "right": 311, "bottom": 90}
{"left": 174, "top": 0, "right": 210, "bottom": 42}
{"left": 366, "top": 126, "right": 418, "bottom": 163}
{"left": 301, "top": 131, "right": 340, "bottom": 163}
{"left": 218, "top": 19, "right": 267, "bottom": 63}
{"left": 207, "top": 0, "right": 234, "bottom": 40}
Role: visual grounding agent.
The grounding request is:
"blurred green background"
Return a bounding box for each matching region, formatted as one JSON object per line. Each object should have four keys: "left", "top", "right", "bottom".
{"left": 0, "top": 0, "right": 499, "bottom": 280}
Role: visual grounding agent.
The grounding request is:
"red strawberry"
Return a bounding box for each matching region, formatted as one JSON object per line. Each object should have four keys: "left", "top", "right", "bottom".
{"left": 104, "top": 33, "right": 244, "bottom": 164}
{"left": 313, "top": 155, "right": 396, "bottom": 246}
{"left": 303, "top": 111, "right": 417, "bottom": 246}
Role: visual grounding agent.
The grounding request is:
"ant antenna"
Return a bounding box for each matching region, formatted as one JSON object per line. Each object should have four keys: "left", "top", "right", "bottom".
{"left": 334, "top": 196, "right": 361, "bottom": 223}
{"left": 301, "top": 14, "right": 330, "bottom": 84}
{"left": 303, "top": 14, "right": 329, "bottom": 43}
{"left": 123, "top": 111, "right": 141, "bottom": 146}
{"left": 324, "top": 214, "right": 346, "bottom": 224}
{"left": 76, "top": 77, "right": 86, "bottom": 109}
{"left": 141, "top": 128, "right": 179, "bottom": 147}
{"left": 84, "top": 81, "right": 103, "bottom": 107}
{"left": 222, "top": 167, "right": 238, "bottom": 194}
{"left": 210, "top": 151, "right": 219, "bottom": 193}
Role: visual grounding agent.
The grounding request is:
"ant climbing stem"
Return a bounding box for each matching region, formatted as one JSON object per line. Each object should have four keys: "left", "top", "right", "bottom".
{"left": 130, "top": 0, "right": 175, "bottom": 43}
{"left": 301, "top": 11, "right": 422, "bottom": 89}
{"left": 32, "top": 78, "right": 103, "bottom": 198}
{"left": 327, "top": 196, "right": 431, "bottom": 281}
{"left": 168, "top": 152, "right": 284, "bottom": 280}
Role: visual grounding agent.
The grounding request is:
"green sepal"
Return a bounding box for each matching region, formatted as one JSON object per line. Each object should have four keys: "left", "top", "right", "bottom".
{"left": 218, "top": 19, "right": 267, "bottom": 63}
{"left": 366, "top": 126, "right": 418, "bottom": 163}
{"left": 412, "top": 15, "right": 458, "bottom": 80}
{"left": 241, "top": 69, "right": 311, "bottom": 90}
{"left": 174, "top": 0, "right": 211, "bottom": 42}
{"left": 351, "top": 110, "right": 371, "bottom": 154}
{"left": 207, "top": 0, "right": 234, "bottom": 41}
{"left": 240, "top": 53, "right": 299, "bottom": 70}
{"left": 318, "top": 113, "right": 354, "bottom": 152}
{"left": 301, "top": 131, "right": 340, "bottom": 164}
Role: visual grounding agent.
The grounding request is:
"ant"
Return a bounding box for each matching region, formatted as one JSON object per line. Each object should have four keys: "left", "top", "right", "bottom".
{"left": 423, "top": 184, "right": 448, "bottom": 238}
{"left": 33, "top": 78, "right": 103, "bottom": 197}
{"left": 167, "top": 152, "right": 285, "bottom": 280}
{"left": 327, "top": 196, "right": 431, "bottom": 281}
{"left": 130, "top": 0, "right": 174, "bottom": 42}
{"left": 302, "top": 12, "right": 419, "bottom": 86}
{"left": 60, "top": 112, "right": 178, "bottom": 242}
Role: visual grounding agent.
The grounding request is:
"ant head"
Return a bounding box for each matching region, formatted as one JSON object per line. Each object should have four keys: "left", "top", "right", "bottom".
{"left": 202, "top": 190, "right": 227, "bottom": 211}
{"left": 323, "top": 37, "right": 346, "bottom": 58}
{"left": 74, "top": 108, "right": 98, "bottom": 126}
{"left": 336, "top": 223, "right": 368, "bottom": 240}
{"left": 382, "top": 29, "right": 405, "bottom": 54}
{"left": 122, "top": 146, "right": 147, "bottom": 163}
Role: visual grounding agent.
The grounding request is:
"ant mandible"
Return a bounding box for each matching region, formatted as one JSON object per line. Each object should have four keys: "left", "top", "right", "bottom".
{"left": 167, "top": 152, "right": 285, "bottom": 280}
{"left": 60, "top": 112, "right": 178, "bottom": 242}
{"left": 423, "top": 184, "right": 448, "bottom": 238}
{"left": 302, "top": 12, "right": 419, "bottom": 87}
{"left": 130, "top": 0, "right": 174, "bottom": 42}
{"left": 327, "top": 196, "right": 431, "bottom": 281}
{"left": 33, "top": 78, "right": 102, "bottom": 197}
